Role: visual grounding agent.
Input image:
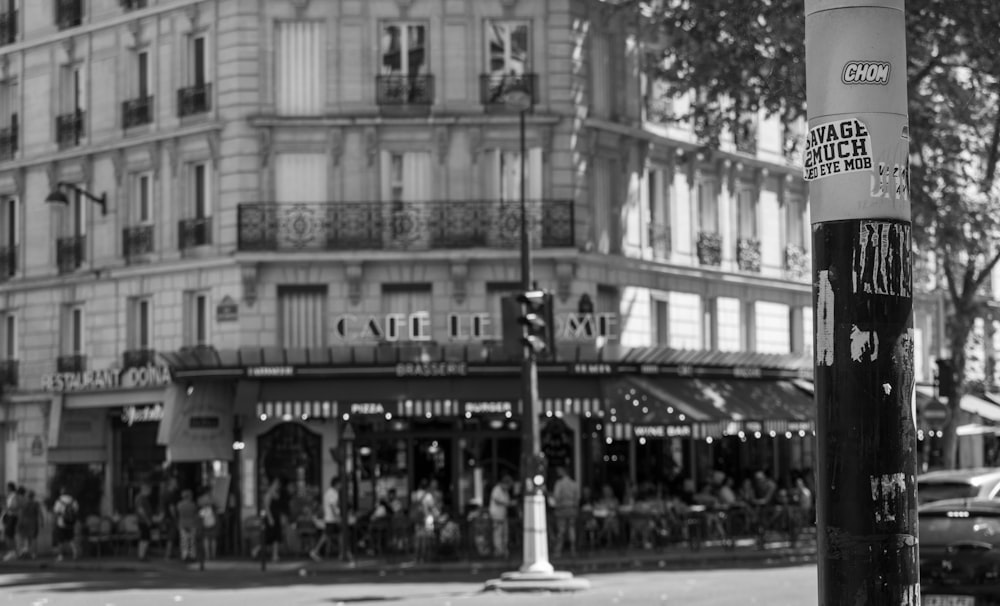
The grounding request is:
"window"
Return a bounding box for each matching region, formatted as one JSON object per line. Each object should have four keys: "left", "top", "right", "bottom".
{"left": 490, "top": 148, "right": 543, "bottom": 202}
{"left": 737, "top": 189, "right": 757, "bottom": 239}
{"left": 0, "top": 78, "right": 17, "bottom": 157}
{"left": 186, "top": 291, "right": 211, "bottom": 346}
{"left": 134, "top": 172, "right": 152, "bottom": 224}
{"left": 191, "top": 35, "right": 206, "bottom": 86}
{"left": 62, "top": 63, "right": 85, "bottom": 114}
{"left": 192, "top": 162, "right": 210, "bottom": 218}
{"left": 381, "top": 23, "right": 426, "bottom": 75}
{"left": 592, "top": 157, "right": 613, "bottom": 254}
{"left": 2, "top": 197, "right": 16, "bottom": 247}
{"left": 0, "top": 0, "right": 19, "bottom": 46}
{"left": 380, "top": 152, "right": 431, "bottom": 203}
{"left": 2, "top": 312, "right": 15, "bottom": 359}
{"left": 381, "top": 284, "right": 432, "bottom": 341}
{"left": 275, "top": 154, "right": 327, "bottom": 203}
{"left": 136, "top": 49, "right": 149, "bottom": 98}
{"left": 755, "top": 301, "right": 791, "bottom": 354}
{"left": 697, "top": 180, "right": 718, "bottom": 233}
{"left": 129, "top": 297, "right": 152, "bottom": 350}
{"left": 590, "top": 30, "right": 611, "bottom": 118}
{"left": 66, "top": 305, "right": 85, "bottom": 355}
{"left": 278, "top": 287, "right": 325, "bottom": 348}
{"left": 646, "top": 168, "right": 671, "bottom": 256}
{"left": 653, "top": 298, "right": 668, "bottom": 346}
{"left": 716, "top": 297, "right": 742, "bottom": 352}
{"left": 668, "top": 292, "right": 702, "bottom": 349}
{"left": 487, "top": 21, "right": 529, "bottom": 76}
{"left": 274, "top": 21, "right": 324, "bottom": 115}
{"left": 786, "top": 196, "right": 806, "bottom": 248}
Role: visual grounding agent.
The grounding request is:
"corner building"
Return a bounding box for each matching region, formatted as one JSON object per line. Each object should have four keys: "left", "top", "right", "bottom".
{"left": 0, "top": 0, "right": 954, "bottom": 555}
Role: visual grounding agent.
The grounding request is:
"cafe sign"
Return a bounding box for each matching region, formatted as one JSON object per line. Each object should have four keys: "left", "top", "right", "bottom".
{"left": 120, "top": 404, "right": 165, "bottom": 427}
{"left": 42, "top": 365, "right": 173, "bottom": 393}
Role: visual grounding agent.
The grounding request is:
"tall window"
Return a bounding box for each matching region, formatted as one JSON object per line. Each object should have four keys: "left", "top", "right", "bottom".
{"left": 274, "top": 21, "right": 324, "bottom": 115}
{"left": 278, "top": 286, "right": 326, "bottom": 348}
{"left": 65, "top": 304, "right": 85, "bottom": 355}
{"left": 132, "top": 172, "right": 151, "bottom": 224}
{"left": 755, "top": 301, "right": 791, "bottom": 354}
{"left": 490, "top": 148, "right": 543, "bottom": 202}
{"left": 487, "top": 21, "right": 529, "bottom": 76}
{"left": 668, "top": 292, "right": 702, "bottom": 349}
{"left": 186, "top": 291, "right": 211, "bottom": 346}
{"left": 2, "top": 196, "right": 17, "bottom": 250}
{"left": 647, "top": 168, "right": 671, "bottom": 255}
{"left": 786, "top": 196, "right": 806, "bottom": 248}
{"left": 191, "top": 35, "right": 206, "bottom": 86}
{"left": 716, "top": 297, "right": 742, "bottom": 352}
{"left": 2, "top": 312, "right": 15, "bottom": 360}
{"left": 653, "top": 298, "right": 668, "bottom": 346}
{"left": 697, "top": 180, "right": 718, "bottom": 234}
{"left": 737, "top": 189, "right": 757, "bottom": 239}
{"left": 0, "top": 78, "right": 17, "bottom": 132}
{"left": 274, "top": 153, "right": 327, "bottom": 203}
{"left": 590, "top": 30, "right": 612, "bottom": 117}
{"left": 381, "top": 23, "right": 426, "bottom": 75}
{"left": 61, "top": 63, "right": 85, "bottom": 114}
{"left": 136, "top": 49, "right": 149, "bottom": 98}
{"left": 129, "top": 297, "right": 152, "bottom": 350}
{"left": 192, "top": 162, "right": 210, "bottom": 218}
{"left": 382, "top": 284, "right": 432, "bottom": 341}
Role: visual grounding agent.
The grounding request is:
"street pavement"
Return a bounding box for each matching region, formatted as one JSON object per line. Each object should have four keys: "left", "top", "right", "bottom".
{"left": 0, "top": 565, "right": 818, "bottom": 605}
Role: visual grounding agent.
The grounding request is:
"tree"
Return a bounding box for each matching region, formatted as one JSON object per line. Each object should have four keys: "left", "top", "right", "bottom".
{"left": 615, "top": 0, "right": 1000, "bottom": 468}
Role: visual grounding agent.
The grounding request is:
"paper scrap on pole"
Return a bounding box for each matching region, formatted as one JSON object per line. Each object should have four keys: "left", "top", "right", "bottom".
{"left": 803, "top": 118, "right": 873, "bottom": 181}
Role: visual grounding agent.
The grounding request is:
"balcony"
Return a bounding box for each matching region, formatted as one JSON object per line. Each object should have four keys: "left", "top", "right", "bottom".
{"left": 122, "top": 96, "right": 154, "bottom": 129}
{"left": 0, "top": 9, "right": 17, "bottom": 46}
{"left": 0, "top": 245, "right": 15, "bottom": 281}
{"left": 55, "top": 110, "right": 85, "bottom": 148}
{"left": 55, "top": 0, "right": 82, "bottom": 30}
{"left": 0, "top": 116, "right": 16, "bottom": 161}
{"left": 178, "top": 83, "right": 211, "bottom": 117}
{"left": 0, "top": 359, "right": 17, "bottom": 387}
{"left": 120, "top": 0, "right": 148, "bottom": 9}
{"left": 785, "top": 243, "right": 809, "bottom": 281}
{"left": 57, "top": 354, "right": 86, "bottom": 373}
{"left": 123, "top": 224, "right": 154, "bottom": 260}
{"left": 648, "top": 223, "right": 671, "bottom": 260}
{"left": 376, "top": 75, "right": 434, "bottom": 108}
{"left": 696, "top": 231, "right": 722, "bottom": 267}
{"left": 56, "top": 234, "right": 85, "bottom": 274}
{"left": 480, "top": 73, "right": 538, "bottom": 109}
{"left": 737, "top": 237, "right": 762, "bottom": 273}
{"left": 237, "top": 200, "right": 575, "bottom": 252}
{"left": 123, "top": 349, "right": 157, "bottom": 369}
{"left": 179, "top": 217, "right": 212, "bottom": 249}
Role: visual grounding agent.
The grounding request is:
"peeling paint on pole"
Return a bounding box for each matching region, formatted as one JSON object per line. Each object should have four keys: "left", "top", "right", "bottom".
{"left": 806, "top": 0, "right": 919, "bottom": 604}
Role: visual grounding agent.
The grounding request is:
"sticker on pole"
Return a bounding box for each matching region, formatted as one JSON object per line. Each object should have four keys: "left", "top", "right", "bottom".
{"left": 803, "top": 118, "right": 873, "bottom": 181}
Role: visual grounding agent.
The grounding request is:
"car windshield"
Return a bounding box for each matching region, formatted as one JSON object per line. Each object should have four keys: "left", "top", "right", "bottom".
{"left": 918, "top": 482, "right": 981, "bottom": 504}
{"left": 920, "top": 511, "right": 1000, "bottom": 546}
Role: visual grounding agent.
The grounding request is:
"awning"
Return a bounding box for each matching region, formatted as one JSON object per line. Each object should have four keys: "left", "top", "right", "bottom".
{"left": 603, "top": 375, "right": 815, "bottom": 439}
{"left": 253, "top": 376, "right": 606, "bottom": 420}
{"left": 157, "top": 381, "right": 235, "bottom": 462}
{"left": 916, "top": 387, "right": 1000, "bottom": 423}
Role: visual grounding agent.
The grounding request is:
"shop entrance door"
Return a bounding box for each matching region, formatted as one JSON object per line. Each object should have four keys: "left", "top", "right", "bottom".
{"left": 412, "top": 437, "right": 453, "bottom": 510}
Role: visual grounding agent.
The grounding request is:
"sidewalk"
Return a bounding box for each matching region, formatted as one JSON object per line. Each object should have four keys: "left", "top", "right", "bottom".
{"left": 0, "top": 538, "right": 817, "bottom": 577}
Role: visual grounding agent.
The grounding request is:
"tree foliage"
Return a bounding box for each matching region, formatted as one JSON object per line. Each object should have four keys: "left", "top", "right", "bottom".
{"left": 619, "top": 0, "right": 1000, "bottom": 468}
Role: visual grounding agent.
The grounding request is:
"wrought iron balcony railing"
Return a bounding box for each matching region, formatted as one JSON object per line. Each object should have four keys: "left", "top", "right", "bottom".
{"left": 376, "top": 75, "right": 434, "bottom": 106}
{"left": 56, "top": 0, "right": 82, "bottom": 30}
{"left": 480, "top": 73, "right": 538, "bottom": 109}
{"left": 56, "top": 110, "right": 85, "bottom": 148}
{"left": 237, "top": 200, "right": 575, "bottom": 252}
{"left": 785, "top": 243, "right": 809, "bottom": 281}
{"left": 178, "top": 83, "right": 211, "bottom": 117}
{"left": 737, "top": 237, "right": 762, "bottom": 273}
{"left": 123, "top": 96, "right": 154, "bottom": 128}
{"left": 120, "top": 0, "right": 148, "bottom": 10}
{"left": 0, "top": 245, "right": 16, "bottom": 281}
{"left": 57, "top": 354, "right": 86, "bottom": 373}
{"left": 0, "top": 359, "right": 17, "bottom": 387}
{"left": 648, "top": 223, "right": 671, "bottom": 259}
{"left": 56, "top": 234, "right": 85, "bottom": 274}
{"left": 179, "top": 217, "right": 212, "bottom": 249}
{"left": 696, "top": 231, "right": 722, "bottom": 267}
{"left": 0, "top": 9, "right": 17, "bottom": 46}
{"left": 123, "top": 224, "right": 154, "bottom": 259}
{"left": 123, "top": 349, "right": 157, "bottom": 369}
{"left": 0, "top": 116, "right": 16, "bottom": 162}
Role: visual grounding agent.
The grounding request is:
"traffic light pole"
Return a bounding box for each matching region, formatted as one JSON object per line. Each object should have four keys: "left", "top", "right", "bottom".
{"left": 805, "top": 1, "right": 919, "bottom": 603}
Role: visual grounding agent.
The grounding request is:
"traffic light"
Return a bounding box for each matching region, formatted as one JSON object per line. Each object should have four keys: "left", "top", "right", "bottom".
{"left": 517, "top": 290, "right": 555, "bottom": 358}
{"left": 530, "top": 452, "right": 548, "bottom": 491}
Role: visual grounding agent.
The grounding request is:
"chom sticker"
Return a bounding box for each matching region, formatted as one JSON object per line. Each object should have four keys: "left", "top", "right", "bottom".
{"left": 842, "top": 61, "right": 891, "bottom": 85}
{"left": 803, "top": 118, "right": 873, "bottom": 181}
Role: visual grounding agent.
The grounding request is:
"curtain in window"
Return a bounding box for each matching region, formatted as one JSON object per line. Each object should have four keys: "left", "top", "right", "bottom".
{"left": 279, "top": 287, "right": 327, "bottom": 348}
{"left": 275, "top": 21, "right": 324, "bottom": 115}
{"left": 275, "top": 153, "right": 327, "bottom": 203}
{"left": 593, "top": 158, "right": 612, "bottom": 254}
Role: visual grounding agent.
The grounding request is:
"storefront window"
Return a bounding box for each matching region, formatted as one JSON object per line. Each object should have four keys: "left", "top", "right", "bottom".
{"left": 113, "top": 414, "right": 165, "bottom": 514}
{"left": 256, "top": 423, "right": 322, "bottom": 511}
{"left": 48, "top": 463, "right": 104, "bottom": 516}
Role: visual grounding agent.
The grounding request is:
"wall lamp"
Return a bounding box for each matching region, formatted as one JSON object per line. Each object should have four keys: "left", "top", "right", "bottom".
{"left": 45, "top": 182, "right": 108, "bottom": 216}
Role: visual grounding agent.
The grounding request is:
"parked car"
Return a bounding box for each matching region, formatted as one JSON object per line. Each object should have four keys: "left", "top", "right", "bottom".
{"left": 917, "top": 468, "right": 1000, "bottom": 505}
{"left": 920, "top": 498, "right": 1000, "bottom": 606}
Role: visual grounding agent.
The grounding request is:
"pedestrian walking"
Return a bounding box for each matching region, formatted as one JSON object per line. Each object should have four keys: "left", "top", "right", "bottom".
{"left": 197, "top": 490, "right": 218, "bottom": 560}
{"left": 15, "top": 490, "right": 40, "bottom": 559}
{"left": 550, "top": 466, "right": 580, "bottom": 558}
{"left": 2, "top": 482, "right": 21, "bottom": 560}
{"left": 134, "top": 483, "right": 154, "bottom": 561}
{"left": 52, "top": 487, "right": 79, "bottom": 561}
{"left": 489, "top": 475, "right": 514, "bottom": 558}
{"left": 176, "top": 489, "right": 199, "bottom": 562}
{"left": 309, "top": 476, "right": 341, "bottom": 562}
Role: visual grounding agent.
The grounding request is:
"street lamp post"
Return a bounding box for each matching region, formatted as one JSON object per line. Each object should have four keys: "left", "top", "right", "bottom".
{"left": 485, "top": 77, "right": 588, "bottom": 593}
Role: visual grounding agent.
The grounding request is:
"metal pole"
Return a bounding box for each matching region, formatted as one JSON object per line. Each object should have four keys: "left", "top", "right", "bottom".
{"left": 805, "top": 1, "right": 919, "bottom": 603}
{"left": 517, "top": 106, "right": 553, "bottom": 575}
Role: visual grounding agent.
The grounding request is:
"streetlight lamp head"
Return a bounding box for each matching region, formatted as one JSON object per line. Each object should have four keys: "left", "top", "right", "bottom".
{"left": 44, "top": 189, "right": 70, "bottom": 205}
